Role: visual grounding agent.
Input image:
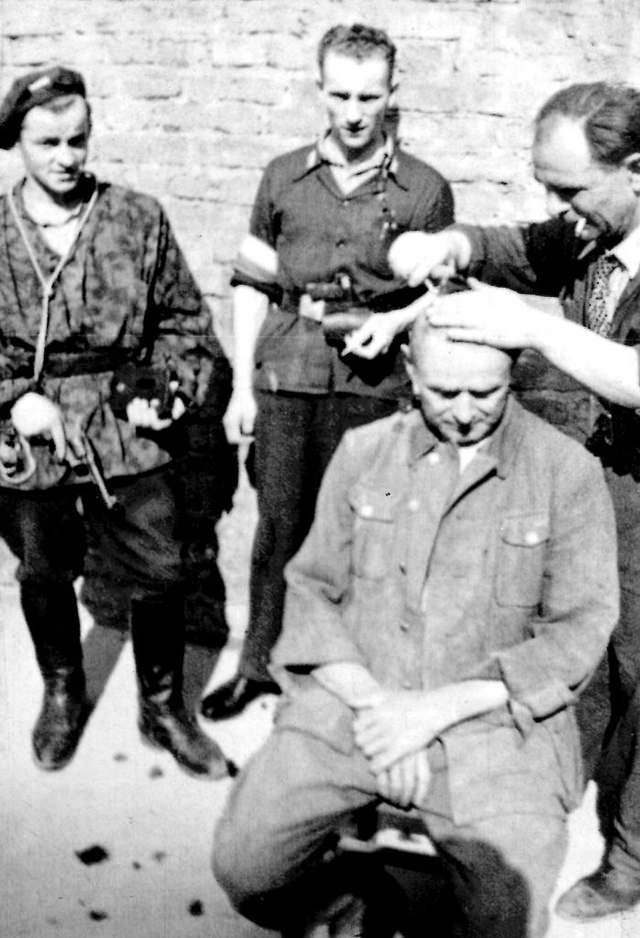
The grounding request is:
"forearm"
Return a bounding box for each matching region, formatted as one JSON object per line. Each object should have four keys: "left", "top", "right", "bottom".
{"left": 313, "top": 662, "right": 383, "bottom": 710}
{"left": 424, "top": 680, "right": 509, "bottom": 735}
{"left": 532, "top": 313, "right": 640, "bottom": 407}
{"left": 353, "top": 679, "right": 509, "bottom": 771}
{"left": 231, "top": 285, "right": 269, "bottom": 389}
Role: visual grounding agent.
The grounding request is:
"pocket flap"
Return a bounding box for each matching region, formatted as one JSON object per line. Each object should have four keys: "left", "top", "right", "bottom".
{"left": 349, "top": 484, "right": 397, "bottom": 522}
{"left": 500, "top": 514, "right": 550, "bottom": 547}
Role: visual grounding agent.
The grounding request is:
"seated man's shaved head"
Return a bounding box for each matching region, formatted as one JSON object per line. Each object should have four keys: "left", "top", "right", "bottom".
{"left": 406, "top": 314, "right": 514, "bottom": 446}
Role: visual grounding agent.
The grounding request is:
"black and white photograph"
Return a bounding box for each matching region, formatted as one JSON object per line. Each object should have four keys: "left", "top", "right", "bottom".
{"left": 1, "top": 2, "right": 639, "bottom": 936}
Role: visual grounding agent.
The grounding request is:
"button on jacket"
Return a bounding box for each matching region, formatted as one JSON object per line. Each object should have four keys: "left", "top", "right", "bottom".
{"left": 271, "top": 398, "right": 618, "bottom": 824}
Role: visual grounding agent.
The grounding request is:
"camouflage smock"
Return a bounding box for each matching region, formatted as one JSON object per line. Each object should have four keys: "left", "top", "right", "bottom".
{"left": 0, "top": 175, "right": 222, "bottom": 489}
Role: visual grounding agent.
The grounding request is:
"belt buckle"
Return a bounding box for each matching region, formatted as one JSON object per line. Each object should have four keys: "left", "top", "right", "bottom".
{"left": 298, "top": 294, "right": 325, "bottom": 322}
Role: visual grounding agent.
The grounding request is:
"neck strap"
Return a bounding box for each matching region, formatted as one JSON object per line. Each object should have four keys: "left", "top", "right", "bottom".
{"left": 8, "top": 179, "right": 99, "bottom": 383}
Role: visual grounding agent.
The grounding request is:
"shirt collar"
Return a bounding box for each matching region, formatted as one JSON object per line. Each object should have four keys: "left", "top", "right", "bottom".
{"left": 609, "top": 223, "right": 640, "bottom": 279}
{"left": 295, "top": 133, "right": 404, "bottom": 185}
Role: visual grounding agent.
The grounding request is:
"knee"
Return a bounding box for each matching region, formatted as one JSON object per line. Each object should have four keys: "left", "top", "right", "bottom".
{"left": 212, "top": 810, "right": 268, "bottom": 913}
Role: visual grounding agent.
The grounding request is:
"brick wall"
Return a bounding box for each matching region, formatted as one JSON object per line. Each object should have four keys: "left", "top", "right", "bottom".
{"left": 0, "top": 0, "right": 637, "bottom": 428}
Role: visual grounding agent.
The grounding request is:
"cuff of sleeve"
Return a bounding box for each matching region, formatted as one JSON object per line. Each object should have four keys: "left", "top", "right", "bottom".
{"left": 449, "top": 223, "right": 485, "bottom": 272}
{"left": 491, "top": 650, "right": 576, "bottom": 720}
{"left": 271, "top": 639, "right": 367, "bottom": 675}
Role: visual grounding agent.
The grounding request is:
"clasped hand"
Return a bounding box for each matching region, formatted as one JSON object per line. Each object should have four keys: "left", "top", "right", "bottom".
{"left": 353, "top": 689, "right": 439, "bottom": 809}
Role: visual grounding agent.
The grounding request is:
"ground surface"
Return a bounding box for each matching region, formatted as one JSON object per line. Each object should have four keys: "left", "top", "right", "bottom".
{"left": 1, "top": 456, "right": 639, "bottom": 938}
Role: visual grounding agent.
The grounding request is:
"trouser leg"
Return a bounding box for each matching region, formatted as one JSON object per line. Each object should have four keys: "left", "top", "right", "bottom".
{"left": 239, "top": 393, "right": 316, "bottom": 682}
{"left": 239, "top": 392, "right": 397, "bottom": 682}
{"left": 180, "top": 344, "right": 236, "bottom": 647}
{"left": 555, "top": 585, "right": 640, "bottom": 921}
{"left": 418, "top": 749, "right": 567, "bottom": 938}
{"left": 0, "top": 488, "right": 88, "bottom": 770}
{"left": 424, "top": 810, "right": 567, "bottom": 938}
{"left": 21, "top": 580, "right": 83, "bottom": 674}
{"left": 82, "top": 469, "right": 230, "bottom": 780}
{"left": 213, "top": 726, "right": 378, "bottom": 930}
{"left": 593, "top": 586, "right": 640, "bottom": 868}
{"left": 605, "top": 684, "right": 640, "bottom": 878}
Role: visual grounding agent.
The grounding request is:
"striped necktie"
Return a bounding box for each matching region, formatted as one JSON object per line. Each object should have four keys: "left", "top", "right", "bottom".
{"left": 587, "top": 253, "right": 620, "bottom": 336}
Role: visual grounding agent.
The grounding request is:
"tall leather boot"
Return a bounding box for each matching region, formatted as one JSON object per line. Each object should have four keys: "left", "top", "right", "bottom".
{"left": 21, "top": 581, "right": 89, "bottom": 771}
{"left": 131, "top": 595, "right": 231, "bottom": 779}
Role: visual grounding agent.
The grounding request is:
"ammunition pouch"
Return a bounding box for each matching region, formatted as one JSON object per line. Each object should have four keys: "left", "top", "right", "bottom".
{"left": 109, "top": 363, "right": 180, "bottom": 421}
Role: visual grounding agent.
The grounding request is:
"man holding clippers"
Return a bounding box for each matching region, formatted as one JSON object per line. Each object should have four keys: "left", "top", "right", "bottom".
{"left": 200, "top": 23, "right": 453, "bottom": 720}
{"left": 389, "top": 82, "right": 640, "bottom": 921}
{"left": 0, "top": 65, "right": 231, "bottom": 778}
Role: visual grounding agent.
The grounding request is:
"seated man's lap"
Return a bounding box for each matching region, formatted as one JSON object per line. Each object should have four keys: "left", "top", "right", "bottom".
{"left": 214, "top": 726, "right": 568, "bottom": 938}
{"left": 213, "top": 727, "right": 378, "bottom": 901}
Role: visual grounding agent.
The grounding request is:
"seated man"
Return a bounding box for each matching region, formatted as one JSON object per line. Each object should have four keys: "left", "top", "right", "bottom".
{"left": 213, "top": 313, "right": 619, "bottom": 938}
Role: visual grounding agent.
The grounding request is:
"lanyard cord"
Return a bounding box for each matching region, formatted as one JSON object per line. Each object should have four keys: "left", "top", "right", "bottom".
{"left": 7, "top": 180, "right": 99, "bottom": 384}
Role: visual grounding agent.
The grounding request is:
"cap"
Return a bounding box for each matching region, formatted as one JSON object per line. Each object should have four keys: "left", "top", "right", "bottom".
{"left": 0, "top": 66, "right": 86, "bottom": 150}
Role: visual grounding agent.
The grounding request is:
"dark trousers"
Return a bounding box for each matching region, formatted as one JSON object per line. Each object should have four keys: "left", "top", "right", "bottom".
{"left": 239, "top": 391, "right": 398, "bottom": 682}
{"left": 0, "top": 468, "right": 185, "bottom": 672}
{"left": 579, "top": 466, "right": 640, "bottom": 877}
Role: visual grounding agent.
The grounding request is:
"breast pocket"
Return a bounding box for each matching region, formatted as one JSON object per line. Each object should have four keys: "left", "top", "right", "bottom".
{"left": 496, "top": 513, "right": 549, "bottom": 607}
{"left": 348, "top": 485, "right": 397, "bottom": 580}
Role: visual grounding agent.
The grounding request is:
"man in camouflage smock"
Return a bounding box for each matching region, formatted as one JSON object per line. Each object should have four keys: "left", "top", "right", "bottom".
{"left": 0, "top": 65, "right": 231, "bottom": 779}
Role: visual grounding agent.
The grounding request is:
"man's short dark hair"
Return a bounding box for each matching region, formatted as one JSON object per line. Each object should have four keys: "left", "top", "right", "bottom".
{"left": 535, "top": 82, "right": 640, "bottom": 166}
{"left": 317, "top": 23, "right": 396, "bottom": 84}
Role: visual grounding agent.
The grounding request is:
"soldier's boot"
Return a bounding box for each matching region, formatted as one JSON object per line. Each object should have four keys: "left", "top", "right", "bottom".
{"left": 131, "top": 595, "right": 232, "bottom": 780}
{"left": 21, "top": 581, "right": 89, "bottom": 770}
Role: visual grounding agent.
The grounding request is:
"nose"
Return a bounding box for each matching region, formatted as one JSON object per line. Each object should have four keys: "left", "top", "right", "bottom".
{"left": 345, "top": 97, "right": 363, "bottom": 125}
{"left": 452, "top": 393, "right": 474, "bottom": 425}
{"left": 545, "top": 189, "right": 571, "bottom": 218}
{"left": 54, "top": 143, "right": 77, "bottom": 168}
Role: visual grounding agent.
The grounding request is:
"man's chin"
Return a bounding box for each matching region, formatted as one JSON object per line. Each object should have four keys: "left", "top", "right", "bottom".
{"left": 44, "top": 179, "right": 82, "bottom": 198}
{"left": 338, "top": 131, "right": 373, "bottom": 155}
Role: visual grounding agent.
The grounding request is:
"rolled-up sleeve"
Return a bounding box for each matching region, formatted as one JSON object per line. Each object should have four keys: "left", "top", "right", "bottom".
{"left": 229, "top": 163, "right": 281, "bottom": 300}
{"left": 489, "top": 450, "right": 619, "bottom": 720}
{"left": 456, "top": 217, "right": 578, "bottom": 297}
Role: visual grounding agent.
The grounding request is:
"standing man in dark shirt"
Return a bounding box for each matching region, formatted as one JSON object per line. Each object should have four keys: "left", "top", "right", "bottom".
{"left": 200, "top": 23, "right": 454, "bottom": 720}
{"left": 0, "top": 66, "right": 231, "bottom": 779}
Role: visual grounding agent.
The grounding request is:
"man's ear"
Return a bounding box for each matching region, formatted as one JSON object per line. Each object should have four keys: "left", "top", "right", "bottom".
{"left": 402, "top": 344, "right": 417, "bottom": 389}
{"left": 624, "top": 153, "right": 640, "bottom": 192}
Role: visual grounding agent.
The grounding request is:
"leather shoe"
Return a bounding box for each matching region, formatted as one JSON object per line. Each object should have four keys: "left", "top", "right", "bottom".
{"left": 32, "top": 668, "right": 89, "bottom": 771}
{"left": 555, "top": 865, "right": 640, "bottom": 921}
{"left": 200, "top": 675, "right": 280, "bottom": 721}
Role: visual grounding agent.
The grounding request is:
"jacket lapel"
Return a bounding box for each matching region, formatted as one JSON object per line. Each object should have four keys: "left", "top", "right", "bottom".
{"left": 610, "top": 269, "right": 640, "bottom": 339}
